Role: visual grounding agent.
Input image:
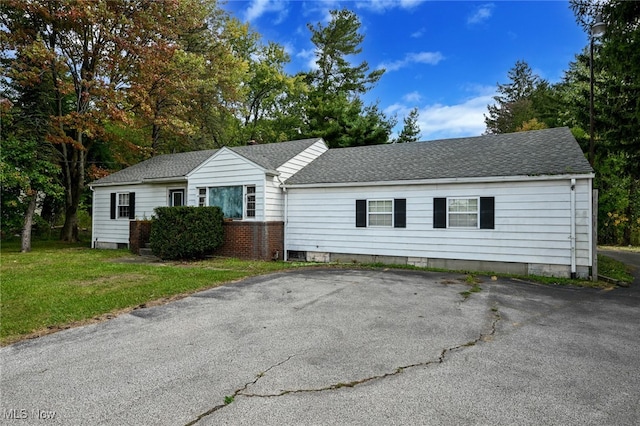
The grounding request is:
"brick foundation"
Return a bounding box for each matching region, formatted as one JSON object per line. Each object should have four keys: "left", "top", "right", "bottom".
{"left": 129, "top": 220, "right": 284, "bottom": 260}
{"left": 215, "top": 221, "right": 284, "bottom": 261}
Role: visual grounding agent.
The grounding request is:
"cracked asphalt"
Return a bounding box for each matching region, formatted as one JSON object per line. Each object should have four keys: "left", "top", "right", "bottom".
{"left": 2, "top": 262, "right": 639, "bottom": 425}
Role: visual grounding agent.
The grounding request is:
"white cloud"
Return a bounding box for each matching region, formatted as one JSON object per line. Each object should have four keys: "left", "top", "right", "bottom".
{"left": 301, "top": 1, "right": 339, "bottom": 24}
{"left": 296, "top": 48, "right": 318, "bottom": 70}
{"left": 385, "top": 92, "right": 495, "bottom": 141}
{"left": 467, "top": 3, "right": 494, "bottom": 25}
{"left": 411, "top": 27, "right": 426, "bottom": 38}
{"left": 403, "top": 91, "right": 422, "bottom": 103}
{"left": 378, "top": 51, "right": 444, "bottom": 72}
{"left": 244, "top": 0, "right": 289, "bottom": 23}
{"left": 356, "top": 0, "right": 425, "bottom": 13}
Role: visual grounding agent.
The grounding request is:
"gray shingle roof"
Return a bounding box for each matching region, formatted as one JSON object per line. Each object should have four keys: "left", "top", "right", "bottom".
{"left": 232, "top": 138, "right": 321, "bottom": 171}
{"left": 92, "top": 138, "right": 322, "bottom": 186}
{"left": 285, "top": 127, "right": 593, "bottom": 185}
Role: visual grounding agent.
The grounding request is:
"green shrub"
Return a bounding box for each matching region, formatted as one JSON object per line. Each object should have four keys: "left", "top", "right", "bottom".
{"left": 150, "top": 206, "right": 224, "bottom": 260}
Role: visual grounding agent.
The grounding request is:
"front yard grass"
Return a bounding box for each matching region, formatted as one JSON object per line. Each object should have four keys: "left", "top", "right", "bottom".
{"left": 0, "top": 241, "right": 297, "bottom": 346}
{"left": 1, "top": 241, "right": 635, "bottom": 346}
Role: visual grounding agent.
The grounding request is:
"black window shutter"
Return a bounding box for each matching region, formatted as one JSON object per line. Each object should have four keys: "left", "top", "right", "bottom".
{"left": 356, "top": 199, "right": 366, "bottom": 227}
{"left": 480, "top": 197, "right": 495, "bottom": 229}
{"left": 394, "top": 199, "right": 406, "bottom": 228}
{"left": 110, "top": 193, "right": 116, "bottom": 219}
{"left": 433, "top": 198, "right": 446, "bottom": 228}
{"left": 129, "top": 192, "right": 136, "bottom": 219}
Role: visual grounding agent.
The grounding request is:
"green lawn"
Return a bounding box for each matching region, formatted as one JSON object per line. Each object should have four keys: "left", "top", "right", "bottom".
{"left": 1, "top": 241, "right": 635, "bottom": 346}
{"left": 598, "top": 253, "right": 635, "bottom": 283}
{"left": 0, "top": 241, "right": 298, "bottom": 345}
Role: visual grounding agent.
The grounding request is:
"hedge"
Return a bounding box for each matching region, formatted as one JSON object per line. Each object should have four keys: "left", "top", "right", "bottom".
{"left": 150, "top": 206, "right": 224, "bottom": 260}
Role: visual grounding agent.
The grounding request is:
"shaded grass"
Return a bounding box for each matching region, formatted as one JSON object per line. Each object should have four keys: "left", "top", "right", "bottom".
{"left": 598, "top": 254, "right": 634, "bottom": 283}
{"left": 0, "top": 241, "right": 297, "bottom": 345}
{"left": 600, "top": 245, "right": 640, "bottom": 253}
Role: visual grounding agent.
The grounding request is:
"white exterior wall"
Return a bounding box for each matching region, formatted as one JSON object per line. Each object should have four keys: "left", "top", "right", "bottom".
{"left": 91, "top": 143, "right": 329, "bottom": 248}
{"left": 92, "top": 182, "right": 183, "bottom": 247}
{"left": 266, "top": 140, "right": 329, "bottom": 221}
{"left": 187, "top": 149, "right": 267, "bottom": 221}
{"left": 285, "top": 177, "right": 592, "bottom": 270}
{"left": 278, "top": 140, "right": 329, "bottom": 181}
{"left": 265, "top": 175, "right": 284, "bottom": 221}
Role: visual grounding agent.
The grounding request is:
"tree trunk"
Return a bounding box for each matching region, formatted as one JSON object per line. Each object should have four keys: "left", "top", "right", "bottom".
{"left": 59, "top": 140, "right": 85, "bottom": 242}
{"left": 21, "top": 191, "right": 38, "bottom": 253}
{"left": 60, "top": 204, "right": 79, "bottom": 242}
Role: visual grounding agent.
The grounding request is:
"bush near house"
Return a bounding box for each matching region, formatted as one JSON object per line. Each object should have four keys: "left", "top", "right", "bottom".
{"left": 150, "top": 206, "right": 224, "bottom": 260}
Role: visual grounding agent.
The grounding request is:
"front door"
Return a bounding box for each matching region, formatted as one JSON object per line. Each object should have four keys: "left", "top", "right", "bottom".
{"left": 169, "top": 189, "right": 184, "bottom": 207}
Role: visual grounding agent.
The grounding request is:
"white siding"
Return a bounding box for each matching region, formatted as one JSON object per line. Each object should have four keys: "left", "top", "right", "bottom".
{"left": 265, "top": 175, "right": 284, "bottom": 221}
{"left": 278, "top": 140, "right": 329, "bottom": 181}
{"left": 187, "top": 149, "right": 267, "bottom": 220}
{"left": 285, "top": 178, "right": 592, "bottom": 268}
{"left": 91, "top": 183, "right": 180, "bottom": 246}
{"left": 265, "top": 140, "right": 328, "bottom": 221}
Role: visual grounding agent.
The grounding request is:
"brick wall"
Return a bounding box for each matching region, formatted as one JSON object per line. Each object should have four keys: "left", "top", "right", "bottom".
{"left": 130, "top": 220, "right": 284, "bottom": 260}
{"left": 215, "top": 221, "right": 284, "bottom": 261}
{"left": 129, "top": 220, "right": 152, "bottom": 254}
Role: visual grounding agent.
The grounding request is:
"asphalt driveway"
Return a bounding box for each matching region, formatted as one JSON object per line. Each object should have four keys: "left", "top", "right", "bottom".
{"left": 2, "top": 264, "right": 639, "bottom": 425}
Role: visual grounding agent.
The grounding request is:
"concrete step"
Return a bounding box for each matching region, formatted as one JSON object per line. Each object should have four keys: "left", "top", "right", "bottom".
{"left": 139, "top": 247, "right": 154, "bottom": 257}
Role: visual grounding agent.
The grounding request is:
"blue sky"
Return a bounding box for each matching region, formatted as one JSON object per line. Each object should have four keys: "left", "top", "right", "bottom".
{"left": 222, "top": 1, "right": 589, "bottom": 141}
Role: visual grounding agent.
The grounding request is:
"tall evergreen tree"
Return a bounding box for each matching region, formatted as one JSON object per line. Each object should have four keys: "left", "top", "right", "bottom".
{"left": 396, "top": 108, "right": 421, "bottom": 143}
{"left": 302, "top": 8, "right": 394, "bottom": 147}
{"left": 484, "top": 60, "right": 543, "bottom": 134}
{"left": 569, "top": 0, "right": 640, "bottom": 245}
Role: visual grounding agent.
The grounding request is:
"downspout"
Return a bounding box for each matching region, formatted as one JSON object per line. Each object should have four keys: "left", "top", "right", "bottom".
{"left": 277, "top": 176, "right": 288, "bottom": 261}
{"left": 570, "top": 178, "right": 577, "bottom": 279}
{"left": 89, "top": 185, "right": 96, "bottom": 248}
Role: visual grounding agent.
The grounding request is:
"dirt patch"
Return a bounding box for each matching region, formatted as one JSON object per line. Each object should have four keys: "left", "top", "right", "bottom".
{"left": 110, "top": 256, "right": 168, "bottom": 265}
{"left": 74, "top": 273, "right": 150, "bottom": 287}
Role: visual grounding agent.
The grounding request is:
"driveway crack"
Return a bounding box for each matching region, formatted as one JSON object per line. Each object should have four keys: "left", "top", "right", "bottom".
{"left": 186, "top": 308, "right": 500, "bottom": 424}
{"left": 241, "top": 308, "right": 501, "bottom": 398}
{"left": 184, "top": 355, "right": 296, "bottom": 426}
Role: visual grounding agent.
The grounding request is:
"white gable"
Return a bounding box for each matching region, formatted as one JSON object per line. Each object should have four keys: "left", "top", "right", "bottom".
{"left": 187, "top": 147, "right": 269, "bottom": 179}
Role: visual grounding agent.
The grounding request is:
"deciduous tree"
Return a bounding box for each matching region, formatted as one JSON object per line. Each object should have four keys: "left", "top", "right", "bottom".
{"left": 2, "top": 0, "right": 235, "bottom": 241}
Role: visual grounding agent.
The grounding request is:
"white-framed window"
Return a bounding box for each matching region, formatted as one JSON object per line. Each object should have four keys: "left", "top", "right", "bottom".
{"left": 169, "top": 189, "right": 184, "bottom": 207}
{"left": 356, "top": 199, "right": 406, "bottom": 228}
{"left": 368, "top": 199, "right": 393, "bottom": 227}
{"left": 448, "top": 197, "right": 479, "bottom": 228}
{"left": 110, "top": 192, "right": 135, "bottom": 220}
{"left": 208, "top": 185, "right": 257, "bottom": 219}
{"left": 118, "top": 193, "right": 130, "bottom": 218}
{"left": 434, "top": 197, "right": 494, "bottom": 230}
{"left": 197, "top": 188, "right": 207, "bottom": 207}
{"left": 245, "top": 186, "right": 256, "bottom": 218}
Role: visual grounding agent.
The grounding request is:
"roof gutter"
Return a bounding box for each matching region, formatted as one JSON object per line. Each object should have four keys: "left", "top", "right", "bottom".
{"left": 142, "top": 177, "right": 188, "bottom": 184}
{"left": 90, "top": 177, "right": 188, "bottom": 187}
{"left": 284, "top": 173, "right": 595, "bottom": 189}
